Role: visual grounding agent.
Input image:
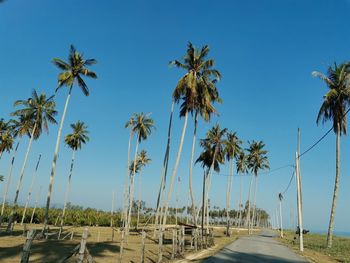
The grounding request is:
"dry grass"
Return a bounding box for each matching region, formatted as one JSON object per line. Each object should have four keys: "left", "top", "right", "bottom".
{"left": 0, "top": 224, "right": 247, "bottom": 262}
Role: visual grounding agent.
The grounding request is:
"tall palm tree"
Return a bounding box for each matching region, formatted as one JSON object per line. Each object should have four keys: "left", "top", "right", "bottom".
{"left": 44, "top": 45, "right": 97, "bottom": 230}
{"left": 236, "top": 151, "right": 248, "bottom": 230}
{"left": 7, "top": 90, "right": 57, "bottom": 231}
{"left": 246, "top": 140, "right": 269, "bottom": 234}
{"left": 136, "top": 150, "right": 151, "bottom": 229}
{"left": 126, "top": 113, "right": 154, "bottom": 234}
{"left": 224, "top": 131, "right": 242, "bottom": 236}
{"left": 313, "top": 63, "right": 350, "bottom": 248}
{"left": 278, "top": 193, "right": 284, "bottom": 237}
{"left": 123, "top": 116, "right": 136, "bottom": 228}
{"left": 162, "top": 42, "right": 221, "bottom": 227}
{"left": 60, "top": 121, "right": 89, "bottom": 228}
{"left": 196, "top": 124, "right": 226, "bottom": 238}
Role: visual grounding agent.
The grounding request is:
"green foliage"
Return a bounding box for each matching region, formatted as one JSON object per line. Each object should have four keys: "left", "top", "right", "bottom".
{"left": 65, "top": 121, "right": 89, "bottom": 151}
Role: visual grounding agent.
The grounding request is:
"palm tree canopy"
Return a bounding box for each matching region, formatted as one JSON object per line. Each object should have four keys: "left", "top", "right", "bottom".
{"left": 278, "top": 193, "right": 283, "bottom": 201}
{"left": 236, "top": 151, "right": 249, "bottom": 174}
{"left": 0, "top": 129, "right": 14, "bottom": 154}
{"left": 11, "top": 90, "right": 57, "bottom": 139}
{"left": 170, "top": 42, "right": 222, "bottom": 119}
{"left": 137, "top": 150, "right": 151, "bottom": 167}
{"left": 131, "top": 113, "right": 155, "bottom": 143}
{"left": 64, "top": 121, "right": 89, "bottom": 151}
{"left": 129, "top": 159, "right": 142, "bottom": 175}
{"left": 313, "top": 63, "right": 350, "bottom": 135}
{"left": 53, "top": 45, "right": 97, "bottom": 95}
{"left": 224, "top": 131, "right": 242, "bottom": 162}
{"left": 247, "top": 140, "right": 270, "bottom": 176}
{"left": 196, "top": 124, "right": 227, "bottom": 173}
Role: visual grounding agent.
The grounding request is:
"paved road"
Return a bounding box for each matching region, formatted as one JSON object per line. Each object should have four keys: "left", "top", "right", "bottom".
{"left": 204, "top": 230, "right": 308, "bottom": 263}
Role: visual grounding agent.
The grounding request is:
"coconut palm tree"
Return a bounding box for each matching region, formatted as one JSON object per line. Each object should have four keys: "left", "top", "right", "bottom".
{"left": 162, "top": 42, "right": 221, "bottom": 227}
{"left": 246, "top": 140, "right": 269, "bottom": 234}
{"left": 313, "top": 63, "right": 350, "bottom": 248}
{"left": 60, "top": 121, "right": 89, "bottom": 229}
{"left": 196, "top": 124, "right": 227, "bottom": 238}
{"left": 236, "top": 151, "right": 248, "bottom": 230}
{"left": 136, "top": 150, "right": 151, "bottom": 229}
{"left": 7, "top": 90, "right": 57, "bottom": 231}
{"left": 224, "top": 131, "right": 242, "bottom": 236}
{"left": 44, "top": 45, "right": 97, "bottom": 230}
{"left": 278, "top": 193, "right": 284, "bottom": 237}
{"left": 126, "top": 113, "right": 154, "bottom": 234}
{"left": 123, "top": 116, "right": 136, "bottom": 228}
{"left": 0, "top": 127, "right": 14, "bottom": 157}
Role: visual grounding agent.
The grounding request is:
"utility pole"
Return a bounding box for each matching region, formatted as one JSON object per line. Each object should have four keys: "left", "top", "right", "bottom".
{"left": 296, "top": 128, "right": 304, "bottom": 251}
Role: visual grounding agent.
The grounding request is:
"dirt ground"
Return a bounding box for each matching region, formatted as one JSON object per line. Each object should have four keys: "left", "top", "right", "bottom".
{"left": 0, "top": 224, "right": 247, "bottom": 262}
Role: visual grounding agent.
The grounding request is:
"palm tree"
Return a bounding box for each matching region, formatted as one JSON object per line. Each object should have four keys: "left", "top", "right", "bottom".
{"left": 162, "top": 42, "right": 221, "bottom": 227}
{"left": 246, "top": 140, "right": 269, "bottom": 234}
{"left": 7, "top": 90, "right": 57, "bottom": 231}
{"left": 44, "top": 45, "right": 97, "bottom": 230}
{"left": 136, "top": 150, "right": 151, "bottom": 229}
{"left": 0, "top": 119, "right": 14, "bottom": 158}
{"left": 224, "top": 132, "right": 242, "bottom": 236}
{"left": 60, "top": 121, "right": 89, "bottom": 228}
{"left": 196, "top": 124, "right": 227, "bottom": 238}
{"left": 236, "top": 151, "right": 248, "bottom": 230}
{"left": 126, "top": 113, "right": 154, "bottom": 234}
{"left": 278, "top": 193, "right": 284, "bottom": 237}
{"left": 313, "top": 63, "right": 350, "bottom": 248}
{"left": 123, "top": 116, "right": 136, "bottom": 228}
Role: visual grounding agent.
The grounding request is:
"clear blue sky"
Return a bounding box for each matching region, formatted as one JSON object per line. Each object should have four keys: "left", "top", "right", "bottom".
{"left": 1, "top": 0, "right": 350, "bottom": 232}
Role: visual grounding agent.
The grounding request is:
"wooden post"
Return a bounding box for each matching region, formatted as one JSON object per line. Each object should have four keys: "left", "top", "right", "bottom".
{"left": 58, "top": 226, "right": 62, "bottom": 240}
{"left": 78, "top": 227, "right": 88, "bottom": 263}
{"left": 70, "top": 231, "right": 74, "bottom": 240}
{"left": 22, "top": 224, "right": 27, "bottom": 236}
{"left": 157, "top": 227, "right": 163, "bottom": 263}
{"left": 181, "top": 226, "right": 185, "bottom": 253}
{"left": 141, "top": 231, "right": 146, "bottom": 263}
{"left": 21, "top": 229, "right": 36, "bottom": 263}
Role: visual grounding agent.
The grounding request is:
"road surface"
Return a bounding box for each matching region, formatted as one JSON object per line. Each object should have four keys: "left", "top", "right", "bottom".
{"left": 204, "top": 230, "right": 308, "bottom": 263}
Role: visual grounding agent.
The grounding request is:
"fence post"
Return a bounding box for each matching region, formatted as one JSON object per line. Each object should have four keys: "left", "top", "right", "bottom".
{"left": 70, "top": 231, "right": 74, "bottom": 240}
{"left": 181, "top": 226, "right": 185, "bottom": 253}
{"left": 78, "top": 227, "right": 89, "bottom": 263}
{"left": 171, "top": 229, "right": 176, "bottom": 259}
{"left": 194, "top": 228, "right": 198, "bottom": 251}
{"left": 21, "top": 229, "right": 36, "bottom": 263}
{"left": 157, "top": 227, "right": 163, "bottom": 263}
{"left": 141, "top": 231, "right": 146, "bottom": 263}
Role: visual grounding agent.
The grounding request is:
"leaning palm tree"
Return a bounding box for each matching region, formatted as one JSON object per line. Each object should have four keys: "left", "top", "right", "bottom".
{"left": 246, "top": 140, "right": 269, "bottom": 234}
{"left": 126, "top": 113, "right": 154, "bottom": 234}
{"left": 44, "top": 45, "right": 97, "bottom": 230}
{"left": 236, "top": 151, "right": 248, "bottom": 230}
{"left": 136, "top": 150, "right": 151, "bottom": 229}
{"left": 313, "top": 63, "right": 350, "bottom": 248}
{"left": 224, "top": 131, "right": 242, "bottom": 236}
{"left": 162, "top": 42, "right": 221, "bottom": 227}
{"left": 196, "top": 124, "right": 226, "bottom": 239}
{"left": 60, "top": 121, "right": 89, "bottom": 229}
{"left": 7, "top": 90, "right": 57, "bottom": 231}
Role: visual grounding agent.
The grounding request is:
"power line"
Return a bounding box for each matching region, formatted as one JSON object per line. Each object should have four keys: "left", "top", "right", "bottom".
{"left": 281, "top": 170, "right": 295, "bottom": 195}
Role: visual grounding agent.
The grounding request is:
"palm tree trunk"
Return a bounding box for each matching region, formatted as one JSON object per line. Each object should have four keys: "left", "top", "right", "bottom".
{"left": 279, "top": 200, "right": 283, "bottom": 237}
{"left": 136, "top": 169, "right": 143, "bottom": 230}
{"left": 189, "top": 111, "right": 198, "bottom": 224}
{"left": 30, "top": 185, "right": 42, "bottom": 224}
{"left": 155, "top": 100, "right": 174, "bottom": 228}
{"left": 251, "top": 175, "right": 259, "bottom": 233}
{"left": 162, "top": 110, "right": 188, "bottom": 227}
{"left": 21, "top": 154, "right": 41, "bottom": 225}
{"left": 123, "top": 129, "right": 133, "bottom": 228}
{"left": 246, "top": 173, "right": 254, "bottom": 234}
{"left": 44, "top": 85, "right": 72, "bottom": 230}
{"left": 126, "top": 133, "right": 140, "bottom": 234}
{"left": 7, "top": 123, "right": 37, "bottom": 232}
{"left": 201, "top": 169, "right": 207, "bottom": 242}
{"left": 60, "top": 150, "right": 76, "bottom": 229}
{"left": 238, "top": 172, "right": 243, "bottom": 230}
{"left": 326, "top": 124, "right": 341, "bottom": 248}
{"left": 1, "top": 142, "right": 19, "bottom": 217}
{"left": 226, "top": 160, "right": 233, "bottom": 236}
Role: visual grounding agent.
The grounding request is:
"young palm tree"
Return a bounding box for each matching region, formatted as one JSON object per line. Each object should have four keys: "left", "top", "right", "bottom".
{"left": 60, "top": 121, "right": 89, "bottom": 228}
{"left": 196, "top": 124, "right": 227, "bottom": 238}
{"left": 7, "top": 90, "right": 57, "bottom": 231}
{"left": 224, "top": 131, "right": 242, "bottom": 236}
{"left": 246, "top": 140, "right": 269, "bottom": 234}
{"left": 136, "top": 150, "right": 151, "bottom": 229}
{"left": 313, "top": 63, "right": 350, "bottom": 248}
{"left": 126, "top": 113, "right": 154, "bottom": 234}
{"left": 162, "top": 42, "right": 221, "bottom": 227}
{"left": 44, "top": 45, "right": 97, "bottom": 230}
{"left": 236, "top": 151, "right": 248, "bottom": 230}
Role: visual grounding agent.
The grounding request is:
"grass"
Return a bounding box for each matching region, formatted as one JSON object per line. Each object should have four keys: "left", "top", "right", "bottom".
{"left": 278, "top": 230, "right": 350, "bottom": 263}
{"left": 0, "top": 223, "right": 247, "bottom": 262}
